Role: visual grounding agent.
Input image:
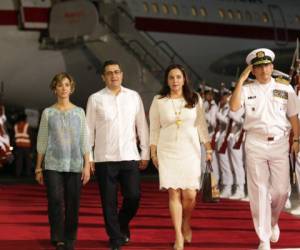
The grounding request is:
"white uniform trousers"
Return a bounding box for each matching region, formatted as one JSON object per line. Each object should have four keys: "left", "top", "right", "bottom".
{"left": 245, "top": 134, "right": 289, "bottom": 243}
{"left": 217, "top": 132, "right": 234, "bottom": 186}
{"left": 228, "top": 135, "right": 245, "bottom": 186}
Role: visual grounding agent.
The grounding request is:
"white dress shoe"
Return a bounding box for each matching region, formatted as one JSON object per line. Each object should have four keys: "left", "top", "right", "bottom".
{"left": 257, "top": 241, "right": 270, "bottom": 250}
{"left": 270, "top": 224, "right": 280, "bottom": 243}
{"left": 291, "top": 206, "right": 300, "bottom": 215}
{"left": 230, "top": 190, "right": 245, "bottom": 200}
{"left": 241, "top": 196, "right": 250, "bottom": 202}
{"left": 220, "top": 186, "right": 231, "bottom": 198}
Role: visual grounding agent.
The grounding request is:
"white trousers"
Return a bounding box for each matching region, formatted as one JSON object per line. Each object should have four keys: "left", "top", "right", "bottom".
{"left": 228, "top": 135, "right": 245, "bottom": 186}
{"left": 217, "top": 132, "right": 233, "bottom": 186}
{"left": 245, "top": 134, "right": 289, "bottom": 242}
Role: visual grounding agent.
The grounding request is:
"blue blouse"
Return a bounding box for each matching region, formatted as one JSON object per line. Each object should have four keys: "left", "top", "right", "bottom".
{"left": 37, "top": 106, "right": 90, "bottom": 172}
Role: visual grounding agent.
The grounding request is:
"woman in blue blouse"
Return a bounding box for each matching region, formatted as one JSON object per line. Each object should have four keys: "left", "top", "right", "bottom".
{"left": 35, "top": 72, "right": 91, "bottom": 250}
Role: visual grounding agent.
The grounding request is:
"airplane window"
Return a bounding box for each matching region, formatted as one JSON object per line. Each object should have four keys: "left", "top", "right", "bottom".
{"left": 227, "top": 9, "right": 234, "bottom": 19}
{"left": 236, "top": 10, "right": 242, "bottom": 20}
{"left": 191, "top": 6, "right": 197, "bottom": 17}
{"left": 162, "top": 4, "right": 169, "bottom": 15}
{"left": 152, "top": 3, "right": 159, "bottom": 14}
{"left": 245, "top": 11, "right": 252, "bottom": 22}
{"left": 199, "top": 7, "right": 207, "bottom": 17}
{"left": 261, "top": 12, "right": 269, "bottom": 23}
{"left": 143, "top": 2, "right": 149, "bottom": 13}
{"left": 219, "top": 9, "right": 225, "bottom": 19}
{"left": 171, "top": 4, "right": 179, "bottom": 16}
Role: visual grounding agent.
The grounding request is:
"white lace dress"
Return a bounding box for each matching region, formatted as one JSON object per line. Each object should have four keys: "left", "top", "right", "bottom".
{"left": 149, "top": 95, "right": 210, "bottom": 190}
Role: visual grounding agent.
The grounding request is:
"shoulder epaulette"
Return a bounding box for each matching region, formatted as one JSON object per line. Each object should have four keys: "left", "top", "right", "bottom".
{"left": 275, "top": 76, "right": 290, "bottom": 85}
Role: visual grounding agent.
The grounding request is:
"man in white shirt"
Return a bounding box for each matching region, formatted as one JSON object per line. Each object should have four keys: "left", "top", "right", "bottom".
{"left": 230, "top": 48, "right": 299, "bottom": 250}
{"left": 86, "top": 60, "right": 150, "bottom": 250}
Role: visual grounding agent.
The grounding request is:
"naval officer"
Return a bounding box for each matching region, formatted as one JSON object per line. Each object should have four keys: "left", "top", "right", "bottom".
{"left": 230, "top": 48, "right": 299, "bottom": 250}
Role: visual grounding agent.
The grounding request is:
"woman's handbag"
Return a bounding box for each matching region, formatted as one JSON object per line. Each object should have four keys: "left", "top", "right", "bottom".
{"left": 202, "top": 161, "right": 220, "bottom": 203}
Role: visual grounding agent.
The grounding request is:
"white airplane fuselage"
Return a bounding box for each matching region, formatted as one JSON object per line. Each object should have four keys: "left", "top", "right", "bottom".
{"left": 0, "top": 0, "right": 299, "bottom": 111}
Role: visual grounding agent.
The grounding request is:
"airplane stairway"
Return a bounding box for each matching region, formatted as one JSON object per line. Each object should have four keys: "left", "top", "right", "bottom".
{"left": 41, "top": 0, "right": 204, "bottom": 109}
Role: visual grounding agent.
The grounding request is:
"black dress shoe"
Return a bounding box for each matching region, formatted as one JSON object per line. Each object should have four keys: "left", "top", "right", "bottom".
{"left": 122, "top": 236, "right": 130, "bottom": 244}
{"left": 56, "top": 244, "right": 65, "bottom": 250}
{"left": 65, "top": 245, "right": 74, "bottom": 250}
{"left": 120, "top": 224, "right": 130, "bottom": 244}
{"left": 64, "top": 240, "right": 74, "bottom": 250}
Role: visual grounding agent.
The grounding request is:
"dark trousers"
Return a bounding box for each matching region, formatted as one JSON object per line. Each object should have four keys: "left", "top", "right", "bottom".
{"left": 15, "top": 147, "right": 32, "bottom": 177}
{"left": 44, "top": 170, "right": 82, "bottom": 245}
{"left": 95, "top": 161, "right": 140, "bottom": 247}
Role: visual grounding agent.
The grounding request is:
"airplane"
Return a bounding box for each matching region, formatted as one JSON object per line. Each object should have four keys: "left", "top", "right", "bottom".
{"left": 0, "top": 0, "right": 300, "bottom": 118}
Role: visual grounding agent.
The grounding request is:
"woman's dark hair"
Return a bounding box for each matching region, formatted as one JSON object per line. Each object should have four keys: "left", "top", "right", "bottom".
{"left": 159, "top": 64, "right": 198, "bottom": 108}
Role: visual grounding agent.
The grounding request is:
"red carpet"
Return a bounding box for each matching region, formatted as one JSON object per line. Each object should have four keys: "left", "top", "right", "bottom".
{"left": 0, "top": 181, "right": 300, "bottom": 250}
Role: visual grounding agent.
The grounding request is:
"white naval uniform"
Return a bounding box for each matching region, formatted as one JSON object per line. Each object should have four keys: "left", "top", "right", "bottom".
{"left": 228, "top": 109, "right": 245, "bottom": 194}
{"left": 241, "top": 77, "right": 299, "bottom": 243}
{"left": 216, "top": 103, "right": 233, "bottom": 190}
{"left": 204, "top": 100, "right": 219, "bottom": 181}
{"left": 204, "top": 100, "right": 218, "bottom": 136}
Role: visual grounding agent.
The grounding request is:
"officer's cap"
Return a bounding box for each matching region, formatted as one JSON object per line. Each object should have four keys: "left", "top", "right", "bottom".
{"left": 246, "top": 48, "right": 275, "bottom": 66}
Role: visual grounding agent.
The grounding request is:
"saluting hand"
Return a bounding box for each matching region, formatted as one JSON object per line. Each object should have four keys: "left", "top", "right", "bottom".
{"left": 238, "top": 65, "right": 253, "bottom": 84}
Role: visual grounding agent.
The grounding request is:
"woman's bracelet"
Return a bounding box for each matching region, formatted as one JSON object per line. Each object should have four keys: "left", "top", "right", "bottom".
{"left": 35, "top": 168, "right": 43, "bottom": 174}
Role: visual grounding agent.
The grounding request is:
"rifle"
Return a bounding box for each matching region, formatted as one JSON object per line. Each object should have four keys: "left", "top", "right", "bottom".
{"left": 289, "top": 40, "right": 298, "bottom": 77}
{"left": 218, "top": 119, "right": 233, "bottom": 154}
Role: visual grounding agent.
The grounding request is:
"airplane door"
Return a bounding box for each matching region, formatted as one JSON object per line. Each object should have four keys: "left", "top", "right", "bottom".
{"left": 268, "top": 4, "right": 288, "bottom": 46}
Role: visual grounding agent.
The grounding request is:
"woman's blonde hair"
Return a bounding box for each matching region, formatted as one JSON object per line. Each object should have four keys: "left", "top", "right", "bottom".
{"left": 50, "top": 72, "right": 76, "bottom": 93}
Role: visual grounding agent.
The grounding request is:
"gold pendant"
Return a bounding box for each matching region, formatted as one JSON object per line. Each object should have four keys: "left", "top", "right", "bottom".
{"left": 176, "top": 119, "right": 183, "bottom": 127}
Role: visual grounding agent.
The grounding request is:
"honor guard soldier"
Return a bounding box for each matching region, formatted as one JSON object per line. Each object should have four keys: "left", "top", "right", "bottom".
{"left": 230, "top": 48, "right": 300, "bottom": 250}
{"left": 203, "top": 90, "right": 219, "bottom": 180}
{"left": 216, "top": 91, "right": 233, "bottom": 198}
{"left": 228, "top": 107, "right": 246, "bottom": 200}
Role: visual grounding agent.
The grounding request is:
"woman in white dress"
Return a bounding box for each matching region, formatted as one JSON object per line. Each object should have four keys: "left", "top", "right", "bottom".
{"left": 149, "top": 64, "right": 212, "bottom": 250}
